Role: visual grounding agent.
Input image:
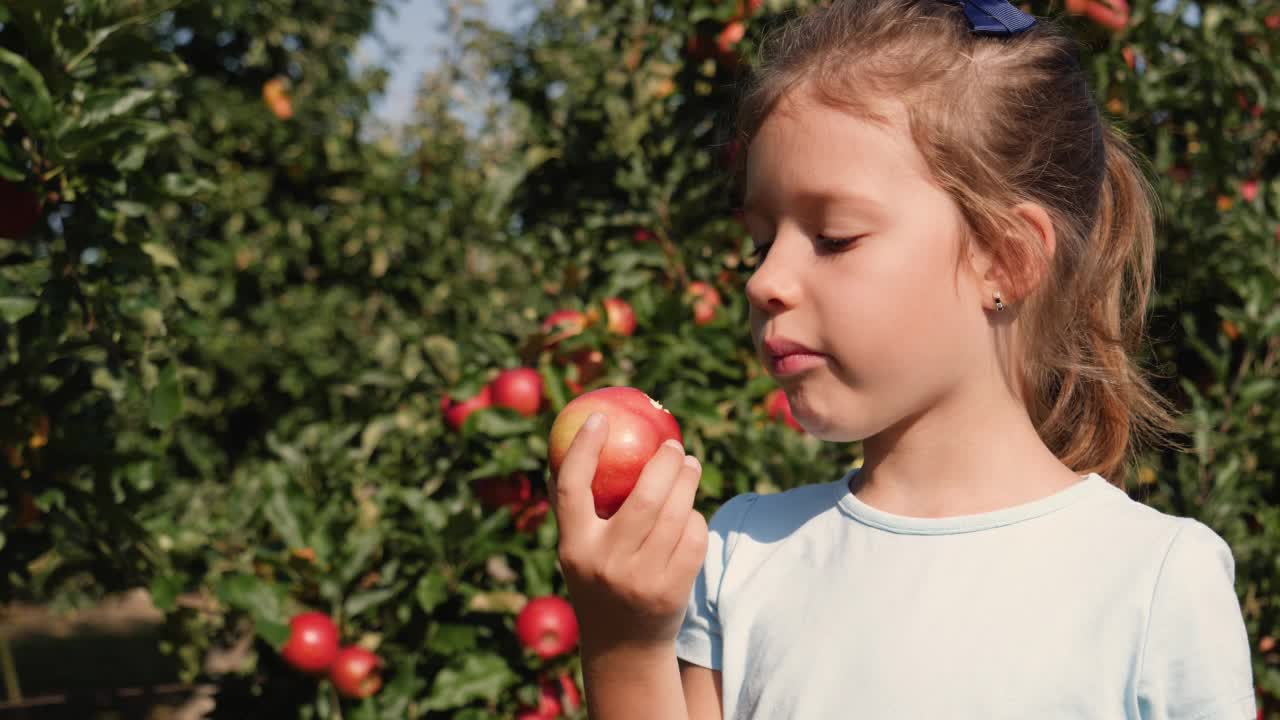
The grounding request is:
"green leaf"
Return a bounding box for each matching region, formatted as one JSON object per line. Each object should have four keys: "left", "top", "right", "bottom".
{"left": 0, "top": 48, "right": 54, "bottom": 131}
{"left": 72, "top": 88, "right": 157, "bottom": 130}
{"left": 149, "top": 572, "right": 188, "bottom": 612}
{"left": 344, "top": 586, "right": 399, "bottom": 617}
{"left": 141, "top": 243, "right": 180, "bottom": 269}
{"left": 161, "top": 173, "right": 217, "bottom": 198}
{"left": 427, "top": 623, "right": 480, "bottom": 656}
{"left": 0, "top": 297, "right": 38, "bottom": 323}
{"left": 415, "top": 572, "right": 449, "bottom": 614}
{"left": 263, "top": 487, "right": 305, "bottom": 549}
{"left": 215, "top": 574, "right": 289, "bottom": 646}
{"left": 257, "top": 619, "right": 290, "bottom": 648}
{"left": 699, "top": 462, "right": 724, "bottom": 497}
{"left": 148, "top": 361, "right": 183, "bottom": 429}
{"left": 425, "top": 653, "right": 517, "bottom": 711}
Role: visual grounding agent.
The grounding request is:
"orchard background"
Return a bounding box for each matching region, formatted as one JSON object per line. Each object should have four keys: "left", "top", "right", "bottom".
{"left": 0, "top": 0, "right": 1277, "bottom": 717}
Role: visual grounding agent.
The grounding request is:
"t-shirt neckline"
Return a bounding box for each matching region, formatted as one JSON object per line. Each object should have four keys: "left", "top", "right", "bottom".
{"left": 833, "top": 468, "right": 1113, "bottom": 535}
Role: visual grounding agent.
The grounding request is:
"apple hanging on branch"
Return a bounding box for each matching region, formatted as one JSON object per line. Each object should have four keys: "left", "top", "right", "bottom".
{"left": 329, "top": 645, "right": 383, "bottom": 699}
{"left": 280, "top": 611, "right": 340, "bottom": 674}
{"left": 515, "top": 595, "right": 580, "bottom": 660}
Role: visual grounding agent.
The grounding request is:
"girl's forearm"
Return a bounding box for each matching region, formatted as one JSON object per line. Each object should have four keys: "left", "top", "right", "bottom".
{"left": 580, "top": 642, "right": 689, "bottom": 720}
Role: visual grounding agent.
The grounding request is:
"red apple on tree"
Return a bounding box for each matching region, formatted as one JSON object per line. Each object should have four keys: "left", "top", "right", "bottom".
{"left": 441, "top": 384, "right": 493, "bottom": 431}
{"left": 765, "top": 388, "right": 803, "bottom": 433}
{"left": 733, "top": 0, "right": 764, "bottom": 20}
{"left": 1242, "top": 179, "right": 1260, "bottom": 203}
{"left": 557, "top": 673, "right": 582, "bottom": 712}
{"left": 516, "top": 674, "right": 582, "bottom": 719}
{"left": 514, "top": 498, "right": 550, "bottom": 533}
{"left": 329, "top": 646, "right": 383, "bottom": 698}
{"left": 717, "top": 20, "right": 746, "bottom": 57}
{"left": 1068, "top": 0, "right": 1128, "bottom": 32}
{"left": 516, "top": 596, "right": 580, "bottom": 660}
{"left": 548, "top": 386, "right": 683, "bottom": 519}
{"left": 565, "top": 348, "right": 606, "bottom": 395}
{"left": 281, "top": 611, "right": 340, "bottom": 674}
{"left": 686, "top": 281, "right": 722, "bottom": 326}
{"left": 541, "top": 309, "right": 590, "bottom": 350}
{"left": 490, "top": 367, "right": 545, "bottom": 417}
{"left": 588, "top": 297, "right": 636, "bottom": 337}
{"left": 473, "top": 472, "right": 533, "bottom": 512}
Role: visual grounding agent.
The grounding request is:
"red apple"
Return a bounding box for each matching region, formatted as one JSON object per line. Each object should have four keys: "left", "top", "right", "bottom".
{"left": 686, "top": 281, "right": 722, "bottom": 326}
{"left": 565, "top": 348, "right": 606, "bottom": 396}
{"left": 515, "top": 679, "right": 564, "bottom": 720}
{"left": 474, "top": 472, "right": 533, "bottom": 512}
{"left": 1242, "top": 179, "right": 1260, "bottom": 203}
{"left": 329, "top": 646, "right": 382, "bottom": 698}
{"left": 558, "top": 674, "right": 582, "bottom": 711}
{"left": 765, "top": 388, "right": 803, "bottom": 432}
{"left": 1267, "top": 14, "right": 1280, "bottom": 30}
{"left": 633, "top": 227, "right": 655, "bottom": 243}
{"left": 441, "top": 384, "right": 493, "bottom": 431}
{"left": 0, "top": 180, "right": 42, "bottom": 240}
{"left": 281, "top": 611, "right": 340, "bottom": 674}
{"left": 514, "top": 498, "right": 551, "bottom": 533}
{"left": 733, "top": 0, "right": 764, "bottom": 20}
{"left": 490, "top": 367, "right": 545, "bottom": 417}
{"left": 1084, "top": 0, "right": 1128, "bottom": 32}
{"left": 515, "top": 596, "right": 580, "bottom": 660}
{"left": 541, "top": 309, "right": 590, "bottom": 350}
{"left": 600, "top": 297, "right": 636, "bottom": 336}
{"left": 548, "top": 386, "right": 683, "bottom": 519}
{"left": 717, "top": 20, "right": 746, "bottom": 55}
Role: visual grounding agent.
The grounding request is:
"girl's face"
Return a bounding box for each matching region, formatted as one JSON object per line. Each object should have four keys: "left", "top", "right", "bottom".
{"left": 743, "top": 87, "right": 996, "bottom": 443}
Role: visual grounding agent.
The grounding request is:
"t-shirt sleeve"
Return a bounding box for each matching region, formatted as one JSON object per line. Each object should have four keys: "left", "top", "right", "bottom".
{"left": 1136, "top": 518, "right": 1257, "bottom": 720}
{"left": 675, "top": 492, "right": 759, "bottom": 671}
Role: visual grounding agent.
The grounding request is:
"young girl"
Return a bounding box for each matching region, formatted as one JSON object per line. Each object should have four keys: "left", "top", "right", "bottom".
{"left": 546, "top": 0, "right": 1257, "bottom": 717}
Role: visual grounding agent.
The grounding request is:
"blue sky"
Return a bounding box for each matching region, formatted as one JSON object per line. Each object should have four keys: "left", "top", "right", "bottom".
{"left": 356, "top": 0, "right": 534, "bottom": 125}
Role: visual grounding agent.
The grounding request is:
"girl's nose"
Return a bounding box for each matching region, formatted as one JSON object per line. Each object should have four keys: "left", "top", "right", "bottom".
{"left": 744, "top": 236, "right": 802, "bottom": 315}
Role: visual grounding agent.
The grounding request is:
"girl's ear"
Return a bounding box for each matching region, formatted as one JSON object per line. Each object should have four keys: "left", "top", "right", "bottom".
{"left": 969, "top": 202, "right": 1057, "bottom": 309}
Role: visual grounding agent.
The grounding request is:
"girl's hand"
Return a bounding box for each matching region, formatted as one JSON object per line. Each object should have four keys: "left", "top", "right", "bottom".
{"left": 547, "top": 413, "right": 709, "bottom": 655}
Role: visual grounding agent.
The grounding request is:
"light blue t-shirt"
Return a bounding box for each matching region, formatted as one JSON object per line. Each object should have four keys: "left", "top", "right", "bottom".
{"left": 676, "top": 469, "right": 1257, "bottom": 719}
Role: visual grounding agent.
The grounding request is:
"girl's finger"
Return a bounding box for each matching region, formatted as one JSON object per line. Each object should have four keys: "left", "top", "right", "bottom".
{"left": 607, "top": 438, "right": 686, "bottom": 552}
{"left": 639, "top": 455, "right": 702, "bottom": 565}
{"left": 549, "top": 412, "right": 609, "bottom": 545}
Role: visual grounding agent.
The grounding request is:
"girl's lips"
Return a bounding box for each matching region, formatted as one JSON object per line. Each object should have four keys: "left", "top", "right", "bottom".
{"left": 771, "top": 353, "right": 827, "bottom": 375}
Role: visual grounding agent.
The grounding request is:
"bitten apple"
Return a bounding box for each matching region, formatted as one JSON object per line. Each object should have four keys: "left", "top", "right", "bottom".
{"left": 548, "top": 386, "right": 683, "bottom": 518}
{"left": 515, "top": 596, "right": 580, "bottom": 660}
{"left": 490, "top": 367, "right": 545, "bottom": 417}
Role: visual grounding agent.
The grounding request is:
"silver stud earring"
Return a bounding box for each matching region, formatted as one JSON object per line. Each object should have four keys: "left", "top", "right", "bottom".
{"left": 994, "top": 292, "right": 1005, "bottom": 312}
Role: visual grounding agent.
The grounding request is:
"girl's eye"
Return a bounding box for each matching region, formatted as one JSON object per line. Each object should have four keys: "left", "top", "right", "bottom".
{"left": 748, "top": 235, "right": 860, "bottom": 260}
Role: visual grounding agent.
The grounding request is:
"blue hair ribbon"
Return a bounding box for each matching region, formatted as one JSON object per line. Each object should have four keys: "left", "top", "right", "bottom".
{"left": 959, "top": 0, "right": 1038, "bottom": 35}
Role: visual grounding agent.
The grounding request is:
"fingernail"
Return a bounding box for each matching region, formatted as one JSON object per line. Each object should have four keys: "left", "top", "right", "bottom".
{"left": 585, "top": 413, "right": 604, "bottom": 431}
{"left": 663, "top": 438, "right": 683, "bottom": 451}
{"left": 684, "top": 455, "right": 700, "bottom": 470}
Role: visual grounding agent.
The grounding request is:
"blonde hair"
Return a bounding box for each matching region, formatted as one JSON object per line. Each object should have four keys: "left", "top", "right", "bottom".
{"left": 730, "top": 0, "right": 1184, "bottom": 487}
